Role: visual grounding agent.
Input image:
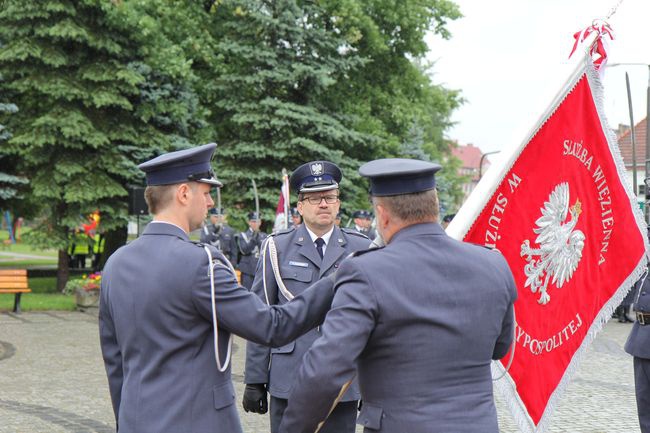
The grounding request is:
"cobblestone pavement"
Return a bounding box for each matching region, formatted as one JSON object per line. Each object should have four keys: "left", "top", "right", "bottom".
{"left": 0, "top": 310, "right": 640, "bottom": 432}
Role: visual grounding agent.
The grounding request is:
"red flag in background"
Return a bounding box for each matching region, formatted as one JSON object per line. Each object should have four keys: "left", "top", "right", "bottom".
{"left": 273, "top": 171, "right": 290, "bottom": 232}
{"left": 449, "top": 56, "right": 647, "bottom": 432}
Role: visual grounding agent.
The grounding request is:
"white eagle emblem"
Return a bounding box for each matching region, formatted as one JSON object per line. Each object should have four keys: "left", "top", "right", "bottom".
{"left": 520, "top": 182, "right": 585, "bottom": 305}
{"left": 310, "top": 163, "right": 323, "bottom": 176}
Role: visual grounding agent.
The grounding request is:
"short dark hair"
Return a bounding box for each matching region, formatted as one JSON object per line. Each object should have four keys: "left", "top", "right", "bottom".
{"left": 144, "top": 182, "right": 199, "bottom": 214}
{"left": 373, "top": 189, "right": 439, "bottom": 223}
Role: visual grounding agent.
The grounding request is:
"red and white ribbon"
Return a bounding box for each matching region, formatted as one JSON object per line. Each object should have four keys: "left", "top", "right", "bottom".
{"left": 569, "top": 21, "right": 614, "bottom": 70}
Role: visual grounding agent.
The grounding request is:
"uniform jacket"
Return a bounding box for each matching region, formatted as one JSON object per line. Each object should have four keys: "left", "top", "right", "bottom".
{"left": 278, "top": 223, "right": 517, "bottom": 433}
{"left": 625, "top": 271, "right": 650, "bottom": 359}
{"left": 237, "top": 228, "right": 268, "bottom": 275}
{"left": 200, "top": 223, "right": 237, "bottom": 264}
{"left": 245, "top": 224, "right": 370, "bottom": 400}
{"left": 353, "top": 225, "right": 377, "bottom": 241}
{"left": 99, "top": 222, "right": 336, "bottom": 433}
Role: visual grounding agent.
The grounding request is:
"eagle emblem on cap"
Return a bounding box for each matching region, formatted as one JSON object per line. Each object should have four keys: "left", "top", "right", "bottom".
{"left": 310, "top": 163, "right": 324, "bottom": 176}
{"left": 520, "top": 182, "right": 585, "bottom": 305}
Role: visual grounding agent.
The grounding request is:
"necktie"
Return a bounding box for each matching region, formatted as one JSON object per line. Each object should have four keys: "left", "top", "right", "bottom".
{"left": 315, "top": 238, "right": 325, "bottom": 259}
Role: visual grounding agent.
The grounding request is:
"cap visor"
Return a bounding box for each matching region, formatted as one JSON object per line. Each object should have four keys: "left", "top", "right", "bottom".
{"left": 198, "top": 177, "right": 223, "bottom": 187}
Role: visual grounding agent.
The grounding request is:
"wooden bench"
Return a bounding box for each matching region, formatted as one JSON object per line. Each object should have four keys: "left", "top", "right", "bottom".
{"left": 0, "top": 269, "right": 31, "bottom": 313}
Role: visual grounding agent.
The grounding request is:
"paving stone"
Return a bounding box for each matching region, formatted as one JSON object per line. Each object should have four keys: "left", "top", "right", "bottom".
{"left": 0, "top": 311, "right": 641, "bottom": 432}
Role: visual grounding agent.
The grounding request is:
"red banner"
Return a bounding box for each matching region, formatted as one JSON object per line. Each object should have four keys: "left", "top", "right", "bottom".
{"left": 459, "top": 60, "right": 646, "bottom": 431}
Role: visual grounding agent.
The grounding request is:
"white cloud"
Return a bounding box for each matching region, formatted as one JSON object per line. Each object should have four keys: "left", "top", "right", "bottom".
{"left": 427, "top": 0, "right": 650, "bottom": 153}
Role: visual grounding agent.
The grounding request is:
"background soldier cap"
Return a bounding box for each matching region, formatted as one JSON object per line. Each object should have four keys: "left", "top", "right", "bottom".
{"left": 138, "top": 143, "right": 222, "bottom": 187}
{"left": 208, "top": 207, "right": 224, "bottom": 216}
{"left": 359, "top": 158, "right": 441, "bottom": 196}
{"left": 353, "top": 210, "right": 372, "bottom": 219}
{"left": 442, "top": 213, "right": 455, "bottom": 223}
{"left": 290, "top": 207, "right": 300, "bottom": 217}
{"left": 247, "top": 211, "right": 260, "bottom": 221}
{"left": 289, "top": 161, "right": 342, "bottom": 194}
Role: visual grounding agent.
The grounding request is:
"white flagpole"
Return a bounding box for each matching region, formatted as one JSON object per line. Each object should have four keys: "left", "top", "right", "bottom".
{"left": 282, "top": 168, "right": 289, "bottom": 229}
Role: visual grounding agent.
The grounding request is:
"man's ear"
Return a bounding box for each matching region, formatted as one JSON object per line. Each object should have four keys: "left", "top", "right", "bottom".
{"left": 176, "top": 183, "right": 191, "bottom": 205}
{"left": 375, "top": 203, "right": 389, "bottom": 228}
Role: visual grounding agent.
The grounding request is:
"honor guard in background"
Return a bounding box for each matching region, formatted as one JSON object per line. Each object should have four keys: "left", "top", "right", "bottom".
{"left": 441, "top": 213, "right": 456, "bottom": 229}
{"left": 352, "top": 210, "right": 376, "bottom": 240}
{"left": 244, "top": 160, "right": 370, "bottom": 433}
{"left": 236, "top": 212, "right": 268, "bottom": 289}
{"left": 625, "top": 229, "right": 650, "bottom": 433}
{"left": 278, "top": 158, "right": 517, "bottom": 433}
{"left": 99, "top": 143, "right": 339, "bottom": 433}
{"left": 200, "top": 207, "right": 237, "bottom": 264}
{"left": 290, "top": 207, "right": 302, "bottom": 227}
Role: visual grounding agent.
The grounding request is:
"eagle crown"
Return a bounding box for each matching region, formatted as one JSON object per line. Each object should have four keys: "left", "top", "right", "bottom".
{"left": 570, "top": 199, "right": 582, "bottom": 217}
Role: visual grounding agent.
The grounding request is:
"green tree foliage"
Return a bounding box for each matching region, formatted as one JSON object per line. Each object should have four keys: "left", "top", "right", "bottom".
{"left": 1, "top": 0, "right": 466, "bottom": 254}
{"left": 207, "top": 0, "right": 375, "bottom": 226}
{"left": 0, "top": 0, "right": 203, "bottom": 287}
{"left": 0, "top": 99, "right": 28, "bottom": 205}
{"left": 321, "top": 0, "right": 462, "bottom": 156}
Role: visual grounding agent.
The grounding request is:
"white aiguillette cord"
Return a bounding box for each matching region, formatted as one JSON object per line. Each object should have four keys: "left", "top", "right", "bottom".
{"left": 203, "top": 245, "right": 234, "bottom": 373}
{"left": 260, "top": 236, "right": 295, "bottom": 304}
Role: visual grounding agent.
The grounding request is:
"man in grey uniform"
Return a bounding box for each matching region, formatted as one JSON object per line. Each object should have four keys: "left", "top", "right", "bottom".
{"left": 279, "top": 158, "right": 517, "bottom": 433}
{"left": 243, "top": 160, "right": 370, "bottom": 433}
{"left": 625, "top": 229, "right": 650, "bottom": 433}
{"left": 99, "top": 143, "right": 338, "bottom": 433}
{"left": 237, "top": 212, "right": 267, "bottom": 289}
{"left": 200, "top": 207, "right": 237, "bottom": 264}
{"left": 352, "top": 210, "right": 376, "bottom": 240}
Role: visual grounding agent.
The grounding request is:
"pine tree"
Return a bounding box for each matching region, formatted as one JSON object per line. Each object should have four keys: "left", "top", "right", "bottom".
{"left": 0, "top": 99, "right": 27, "bottom": 205}
{"left": 211, "top": 0, "right": 374, "bottom": 225}
{"left": 0, "top": 1, "right": 202, "bottom": 289}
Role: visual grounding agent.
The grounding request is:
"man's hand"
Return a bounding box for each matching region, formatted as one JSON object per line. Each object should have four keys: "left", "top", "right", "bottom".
{"left": 242, "top": 383, "right": 268, "bottom": 414}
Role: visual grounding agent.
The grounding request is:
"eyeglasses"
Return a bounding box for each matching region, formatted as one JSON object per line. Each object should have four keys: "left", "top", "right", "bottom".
{"left": 301, "top": 195, "right": 339, "bottom": 205}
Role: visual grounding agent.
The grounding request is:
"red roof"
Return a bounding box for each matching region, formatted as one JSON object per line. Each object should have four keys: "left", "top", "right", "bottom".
{"left": 451, "top": 143, "right": 484, "bottom": 169}
{"left": 618, "top": 118, "right": 648, "bottom": 168}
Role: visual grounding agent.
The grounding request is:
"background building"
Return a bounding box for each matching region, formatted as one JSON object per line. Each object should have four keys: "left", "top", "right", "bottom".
{"left": 451, "top": 143, "right": 491, "bottom": 201}
{"left": 616, "top": 118, "right": 647, "bottom": 206}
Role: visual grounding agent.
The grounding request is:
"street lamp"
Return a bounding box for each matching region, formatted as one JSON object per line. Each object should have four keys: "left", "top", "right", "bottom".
{"left": 478, "top": 150, "right": 500, "bottom": 179}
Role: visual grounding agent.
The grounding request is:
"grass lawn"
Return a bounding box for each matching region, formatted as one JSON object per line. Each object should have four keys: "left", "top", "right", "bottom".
{"left": 0, "top": 293, "right": 76, "bottom": 312}
{"left": 0, "top": 276, "right": 87, "bottom": 312}
{"left": 1, "top": 229, "right": 58, "bottom": 255}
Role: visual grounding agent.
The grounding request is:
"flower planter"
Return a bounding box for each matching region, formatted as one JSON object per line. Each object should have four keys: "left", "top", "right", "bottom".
{"left": 75, "top": 289, "right": 100, "bottom": 308}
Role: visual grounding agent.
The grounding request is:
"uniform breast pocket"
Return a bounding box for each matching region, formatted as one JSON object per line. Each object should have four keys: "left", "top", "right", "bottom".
{"left": 280, "top": 266, "right": 313, "bottom": 283}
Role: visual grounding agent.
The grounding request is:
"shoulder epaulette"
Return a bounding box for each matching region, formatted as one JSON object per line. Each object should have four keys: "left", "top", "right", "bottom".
{"left": 351, "top": 246, "right": 384, "bottom": 257}
{"left": 341, "top": 228, "right": 369, "bottom": 239}
{"left": 271, "top": 226, "right": 296, "bottom": 237}
{"left": 468, "top": 242, "right": 503, "bottom": 253}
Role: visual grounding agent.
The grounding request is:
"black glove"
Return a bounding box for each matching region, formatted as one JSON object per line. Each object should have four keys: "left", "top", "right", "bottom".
{"left": 242, "top": 383, "right": 268, "bottom": 414}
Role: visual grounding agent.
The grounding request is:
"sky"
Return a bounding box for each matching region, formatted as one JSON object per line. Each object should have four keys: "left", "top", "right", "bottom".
{"left": 426, "top": 0, "right": 650, "bottom": 154}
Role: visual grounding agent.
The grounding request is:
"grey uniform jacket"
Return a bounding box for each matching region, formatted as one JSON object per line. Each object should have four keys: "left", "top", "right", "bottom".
{"left": 625, "top": 270, "right": 650, "bottom": 359}
{"left": 278, "top": 223, "right": 517, "bottom": 433}
{"left": 200, "top": 223, "right": 237, "bottom": 264}
{"left": 237, "top": 228, "right": 268, "bottom": 275}
{"left": 99, "top": 222, "right": 336, "bottom": 433}
{"left": 245, "top": 224, "right": 370, "bottom": 399}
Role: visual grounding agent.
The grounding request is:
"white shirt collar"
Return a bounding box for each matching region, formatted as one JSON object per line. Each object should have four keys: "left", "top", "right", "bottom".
{"left": 304, "top": 225, "right": 334, "bottom": 246}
